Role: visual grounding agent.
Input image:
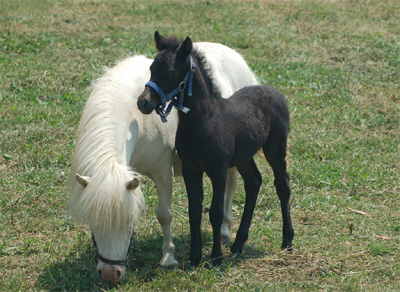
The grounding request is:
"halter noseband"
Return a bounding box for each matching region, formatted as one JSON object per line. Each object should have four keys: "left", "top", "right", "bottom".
{"left": 145, "top": 55, "right": 196, "bottom": 122}
{"left": 92, "top": 233, "right": 133, "bottom": 267}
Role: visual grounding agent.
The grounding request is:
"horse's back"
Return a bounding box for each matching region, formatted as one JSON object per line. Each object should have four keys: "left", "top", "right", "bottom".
{"left": 232, "top": 85, "right": 287, "bottom": 109}
{"left": 230, "top": 85, "right": 290, "bottom": 135}
{"left": 194, "top": 42, "right": 259, "bottom": 98}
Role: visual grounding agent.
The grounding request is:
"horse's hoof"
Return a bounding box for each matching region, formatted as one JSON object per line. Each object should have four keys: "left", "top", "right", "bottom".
{"left": 189, "top": 251, "right": 202, "bottom": 268}
{"left": 211, "top": 257, "right": 222, "bottom": 266}
{"left": 281, "top": 240, "right": 293, "bottom": 251}
{"left": 281, "top": 245, "right": 293, "bottom": 252}
{"left": 210, "top": 250, "right": 223, "bottom": 266}
{"left": 159, "top": 252, "right": 178, "bottom": 268}
{"left": 221, "top": 235, "right": 230, "bottom": 247}
{"left": 189, "top": 259, "right": 200, "bottom": 268}
{"left": 230, "top": 252, "right": 240, "bottom": 258}
{"left": 230, "top": 242, "right": 243, "bottom": 254}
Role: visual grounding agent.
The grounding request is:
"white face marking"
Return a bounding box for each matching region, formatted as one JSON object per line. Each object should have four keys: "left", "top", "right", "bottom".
{"left": 91, "top": 219, "right": 134, "bottom": 262}
{"left": 92, "top": 219, "right": 134, "bottom": 282}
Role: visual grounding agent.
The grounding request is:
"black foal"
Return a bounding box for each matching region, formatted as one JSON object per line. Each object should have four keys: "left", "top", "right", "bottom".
{"left": 137, "top": 32, "right": 294, "bottom": 267}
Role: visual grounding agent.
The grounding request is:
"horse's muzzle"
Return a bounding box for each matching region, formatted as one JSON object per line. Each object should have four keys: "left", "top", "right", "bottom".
{"left": 137, "top": 98, "right": 152, "bottom": 114}
{"left": 137, "top": 89, "right": 157, "bottom": 114}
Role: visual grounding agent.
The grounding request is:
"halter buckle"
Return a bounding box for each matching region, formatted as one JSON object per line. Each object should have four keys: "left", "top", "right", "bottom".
{"left": 178, "top": 81, "right": 186, "bottom": 92}
{"left": 190, "top": 55, "right": 196, "bottom": 72}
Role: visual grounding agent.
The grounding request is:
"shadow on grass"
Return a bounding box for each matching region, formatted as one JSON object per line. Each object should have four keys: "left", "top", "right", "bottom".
{"left": 36, "top": 232, "right": 266, "bottom": 291}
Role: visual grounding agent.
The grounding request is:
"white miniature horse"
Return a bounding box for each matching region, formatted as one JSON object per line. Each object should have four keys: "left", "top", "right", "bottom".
{"left": 67, "top": 42, "right": 258, "bottom": 284}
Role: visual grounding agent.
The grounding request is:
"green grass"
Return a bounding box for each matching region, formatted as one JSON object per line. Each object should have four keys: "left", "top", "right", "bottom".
{"left": 1, "top": 0, "right": 399, "bottom": 291}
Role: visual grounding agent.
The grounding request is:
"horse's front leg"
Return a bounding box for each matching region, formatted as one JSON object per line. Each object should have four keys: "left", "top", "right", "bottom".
{"left": 208, "top": 166, "right": 229, "bottom": 266}
{"left": 154, "top": 171, "right": 178, "bottom": 268}
{"left": 182, "top": 165, "right": 204, "bottom": 267}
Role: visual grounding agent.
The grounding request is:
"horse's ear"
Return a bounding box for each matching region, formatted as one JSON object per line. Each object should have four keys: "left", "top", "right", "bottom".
{"left": 126, "top": 177, "right": 140, "bottom": 190}
{"left": 76, "top": 174, "right": 91, "bottom": 188}
{"left": 154, "top": 31, "right": 167, "bottom": 51}
{"left": 177, "top": 36, "right": 192, "bottom": 59}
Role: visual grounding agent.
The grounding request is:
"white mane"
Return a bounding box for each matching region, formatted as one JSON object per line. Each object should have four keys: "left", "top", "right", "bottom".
{"left": 67, "top": 55, "right": 151, "bottom": 235}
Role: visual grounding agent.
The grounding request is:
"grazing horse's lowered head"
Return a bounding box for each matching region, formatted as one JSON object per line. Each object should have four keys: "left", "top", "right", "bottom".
{"left": 67, "top": 56, "right": 151, "bottom": 284}
{"left": 69, "top": 168, "right": 144, "bottom": 284}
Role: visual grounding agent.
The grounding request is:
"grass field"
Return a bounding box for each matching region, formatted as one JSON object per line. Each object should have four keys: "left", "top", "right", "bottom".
{"left": 1, "top": 0, "right": 399, "bottom": 291}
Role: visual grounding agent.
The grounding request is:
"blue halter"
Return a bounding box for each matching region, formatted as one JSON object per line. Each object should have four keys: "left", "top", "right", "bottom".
{"left": 145, "top": 56, "right": 196, "bottom": 123}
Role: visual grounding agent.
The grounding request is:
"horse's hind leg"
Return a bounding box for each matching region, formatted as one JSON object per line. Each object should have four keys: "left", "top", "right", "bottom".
{"left": 221, "top": 167, "right": 238, "bottom": 246}
{"left": 154, "top": 172, "right": 178, "bottom": 268}
{"left": 263, "top": 134, "right": 294, "bottom": 250}
{"left": 231, "top": 158, "right": 262, "bottom": 254}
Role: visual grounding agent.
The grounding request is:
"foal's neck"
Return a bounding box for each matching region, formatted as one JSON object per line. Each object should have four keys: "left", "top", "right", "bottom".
{"left": 186, "top": 54, "right": 222, "bottom": 107}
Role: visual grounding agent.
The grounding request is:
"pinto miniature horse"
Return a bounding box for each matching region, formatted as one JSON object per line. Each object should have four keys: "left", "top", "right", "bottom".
{"left": 137, "top": 32, "right": 294, "bottom": 267}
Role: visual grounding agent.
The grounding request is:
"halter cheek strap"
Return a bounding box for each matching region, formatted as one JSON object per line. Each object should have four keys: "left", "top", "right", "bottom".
{"left": 145, "top": 55, "right": 196, "bottom": 123}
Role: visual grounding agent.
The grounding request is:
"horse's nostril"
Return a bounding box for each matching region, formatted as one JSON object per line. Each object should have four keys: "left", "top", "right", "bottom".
{"left": 138, "top": 99, "right": 148, "bottom": 108}
{"left": 98, "top": 269, "right": 102, "bottom": 278}
{"left": 137, "top": 98, "right": 154, "bottom": 115}
{"left": 116, "top": 270, "right": 122, "bottom": 279}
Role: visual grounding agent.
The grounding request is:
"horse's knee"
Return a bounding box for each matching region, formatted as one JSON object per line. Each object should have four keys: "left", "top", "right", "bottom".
{"left": 157, "top": 207, "right": 172, "bottom": 225}
{"left": 209, "top": 205, "right": 224, "bottom": 229}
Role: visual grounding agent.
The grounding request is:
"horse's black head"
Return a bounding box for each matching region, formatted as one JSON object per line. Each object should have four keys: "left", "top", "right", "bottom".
{"left": 137, "top": 31, "right": 193, "bottom": 115}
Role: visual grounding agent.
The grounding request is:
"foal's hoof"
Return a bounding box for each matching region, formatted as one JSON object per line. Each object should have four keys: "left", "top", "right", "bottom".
{"left": 188, "top": 259, "right": 200, "bottom": 268}
{"left": 210, "top": 251, "right": 223, "bottom": 266}
{"left": 281, "top": 240, "right": 293, "bottom": 251}
{"left": 230, "top": 242, "right": 243, "bottom": 254}
{"left": 281, "top": 244, "right": 293, "bottom": 252}
{"left": 189, "top": 251, "right": 202, "bottom": 268}
{"left": 211, "top": 257, "right": 222, "bottom": 266}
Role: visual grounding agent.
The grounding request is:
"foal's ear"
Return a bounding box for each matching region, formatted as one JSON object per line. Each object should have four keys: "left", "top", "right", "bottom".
{"left": 126, "top": 177, "right": 140, "bottom": 190}
{"left": 177, "top": 36, "right": 192, "bottom": 59}
{"left": 76, "top": 174, "right": 91, "bottom": 188}
{"left": 154, "top": 31, "right": 167, "bottom": 51}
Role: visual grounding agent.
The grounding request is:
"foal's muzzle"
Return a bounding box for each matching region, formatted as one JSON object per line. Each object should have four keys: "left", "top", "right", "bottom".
{"left": 137, "top": 98, "right": 152, "bottom": 114}
{"left": 137, "top": 88, "right": 157, "bottom": 114}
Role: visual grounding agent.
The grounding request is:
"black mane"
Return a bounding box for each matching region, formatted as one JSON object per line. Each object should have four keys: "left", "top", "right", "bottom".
{"left": 191, "top": 47, "right": 223, "bottom": 100}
